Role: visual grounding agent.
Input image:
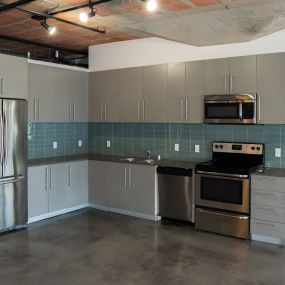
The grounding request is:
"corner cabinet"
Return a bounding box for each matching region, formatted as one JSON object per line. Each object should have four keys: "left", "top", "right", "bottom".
{"left": 0, "top": 54, "right": 27, "bottom": 99}
{"left": 89, "top": 161, "right": 158, "bottom": 219}
{"left": 28, "top": 160, "right": 88, "bottom": 221}
{"left": 204, "top": 55, "right": 256, "bottom": 95}
{"left": 28, "top": 64, "right": 88, "bottom": 122}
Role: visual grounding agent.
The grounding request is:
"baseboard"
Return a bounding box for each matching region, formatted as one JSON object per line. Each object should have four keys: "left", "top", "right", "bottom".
{"left": 28, "top": 204, "right": 89, "bottom": 224}
{"left": 109, "top": 207, "right": 160, "bottom": 222}
{"left": 88, "top": 203, "right": 109, "bottom": 212}
{"left": 251, "top": 234, "right": 284, "bottom": 246}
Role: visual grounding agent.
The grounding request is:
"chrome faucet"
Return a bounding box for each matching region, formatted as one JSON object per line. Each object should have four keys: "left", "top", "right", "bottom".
{"left": 146, "top": 150, "right": 151, "bottom": 159}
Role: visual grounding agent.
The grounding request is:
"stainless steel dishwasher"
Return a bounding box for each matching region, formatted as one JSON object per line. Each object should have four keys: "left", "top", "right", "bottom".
{"left": 157, "top": 167, "right": 193, "bottom": 222}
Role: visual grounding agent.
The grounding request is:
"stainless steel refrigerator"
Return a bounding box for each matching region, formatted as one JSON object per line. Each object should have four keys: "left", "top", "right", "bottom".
{"left": 0, "top": 99, "right": 27, "bottom": 232}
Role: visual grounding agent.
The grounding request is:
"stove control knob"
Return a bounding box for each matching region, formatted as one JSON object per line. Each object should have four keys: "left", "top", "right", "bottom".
{"left": 251, "top": 146, "right": 256, "bottom": 151}
{"left": 219, "top": 145, "right": 223, "bottom": 149}
{"left": 215, "top": 145, "right": 219, "bottom": 149}
{"left": 256, "top": 147, "right": 261, "bottom": 151}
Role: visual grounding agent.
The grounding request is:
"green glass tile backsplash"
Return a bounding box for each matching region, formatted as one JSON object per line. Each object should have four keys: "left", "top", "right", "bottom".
{"left": 29, "top": 122, "right": 285, "bottom": 168}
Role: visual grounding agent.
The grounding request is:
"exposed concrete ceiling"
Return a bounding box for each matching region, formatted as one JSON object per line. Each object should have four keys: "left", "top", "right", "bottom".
{"left": 1, "top": 0, "right": 285, "bottom": 63}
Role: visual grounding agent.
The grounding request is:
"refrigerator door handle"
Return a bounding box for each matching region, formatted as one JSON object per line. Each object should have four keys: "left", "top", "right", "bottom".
{"left": 0, "top": 175, "right": 25, "bottom": 185}
{"left": 3, "top": 108, "right": 7, "bottom": 166}
{"left": 0, "top": 109, "right": 3, "bottom": 166}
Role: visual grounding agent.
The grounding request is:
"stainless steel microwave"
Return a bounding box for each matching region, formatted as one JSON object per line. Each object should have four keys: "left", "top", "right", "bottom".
{"left": 204, "top": 94, "right": 259, "bottom": 124}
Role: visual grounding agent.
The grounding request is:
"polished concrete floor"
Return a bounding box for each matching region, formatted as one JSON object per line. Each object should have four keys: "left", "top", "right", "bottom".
{"left": 0, "top": 209, "right": 284, "bottom": 285}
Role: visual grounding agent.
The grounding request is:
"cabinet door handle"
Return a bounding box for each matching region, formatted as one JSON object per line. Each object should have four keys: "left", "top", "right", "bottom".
{"left": 45, "top": 168, "right": 48, "bottom": 191}
{"left": 49, "top": 167, "right": 52, "bottom": 190}
{"left": 224, "top": 76, "right": 228, "bottom": 92}
{"left": 100, "top": 100, "right": 103, "bottom": 121}
{"left": 257, "top": 94, "right": 261, "bottom": 122}
{"left": 124, "top": 166, "right": 127, "bottom": 189}
{"left": 68, "top": 165, "right": 71, "bottom": 187}
{"left": 33, "top": 98, "right": 36, "bottom": 121}
{"left": 104, "top": 100, "right": 107, "bottom": 121}
{"left": 180, "top": 97, "right": 184, "bottom": 121}
{"left": 138, "top": 100, "right": 141, "bottom": 120}
{"left": 37, "top": 98, "right": 40, "bottom": 121}
{"left": 142, "top": 99, "right": 145, "bottom": 121}
{"left": 69, "top": 100, "right": 71, "bottom": 121}
{"left": 230, "top": 75, "right": 234, "bottom": 92}
{"left": 185, "top": 97, "right": 188, "bottom": 121}
{"left": 73, "top": 100, "right": 76, "bottom": 121}
{"left": 128, "top": 166, "right": 131, "bottom": 189}
{"left": 0, "top": 78, "right": 3, "bottom": 95}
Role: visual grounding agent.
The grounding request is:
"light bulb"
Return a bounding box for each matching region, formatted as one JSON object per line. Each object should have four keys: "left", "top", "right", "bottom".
{"left": 146, "top": 0, "right": 158, "bottom": 12}
{"left": 48, "top": 26, "right": 56, "bottom": 35}
{"left": 80, "top": 12, "right": 88, "bottom": 23}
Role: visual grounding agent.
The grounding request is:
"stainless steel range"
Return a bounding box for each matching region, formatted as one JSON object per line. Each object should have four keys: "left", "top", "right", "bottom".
{"left": 195, "top": 142, "right": 264, "bottom": 239}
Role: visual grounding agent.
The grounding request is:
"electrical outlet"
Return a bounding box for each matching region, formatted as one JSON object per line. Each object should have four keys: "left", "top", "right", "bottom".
{"left": 53, "top": 142, "right": 57, "bottom": 149}
{"left": 275, "top": 148, "right": 281, "bottom": 158}
{"left": 78, "top": 140, "right": 82, "bottom": 147}
{"left": 195, "top": 145, "right": 200, "bottom": 153}
{"left": 174, "top": 144, "right": 179, "bottom": 152}
{"left": 106, "top": 140, "right": 111, "bottom": 148}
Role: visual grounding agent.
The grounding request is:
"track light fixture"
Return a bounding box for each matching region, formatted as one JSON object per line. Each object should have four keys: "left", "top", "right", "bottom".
{"left": 40, "top": 19, "right": 56, "bottom": 35}
{"left": 79, "top": 0, "right": 96, "bottom": 23}
{"left": 146, "top": 0, "right": 158, "bottom": 12}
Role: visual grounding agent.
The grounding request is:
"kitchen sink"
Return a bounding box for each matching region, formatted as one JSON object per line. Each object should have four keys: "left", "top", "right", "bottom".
{"left": 119, "top": 157, "right": 136, "bottom": 162}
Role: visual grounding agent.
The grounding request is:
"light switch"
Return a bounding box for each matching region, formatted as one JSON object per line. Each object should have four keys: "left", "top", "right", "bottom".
{"left": 78, "top": 140, "right": 83, "bottom": 147}
{"left": 195, "top": 145, "right": 200, "bottom": 153}
{"left": 53, "top": 142, "right": 57, "bottom": 149}
{"left": 275, "top": 148, "right": 281, "bottom": 158}
{"left": 174, "top": 144, "right": 179, "bottom": 152}
{"left": 107, "top": 140, "right": 111, "bottom": 148}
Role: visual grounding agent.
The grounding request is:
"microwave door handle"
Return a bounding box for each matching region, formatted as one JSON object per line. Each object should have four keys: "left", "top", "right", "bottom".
{"left": 239, "top": 103, "right": 243, "bottom": 120}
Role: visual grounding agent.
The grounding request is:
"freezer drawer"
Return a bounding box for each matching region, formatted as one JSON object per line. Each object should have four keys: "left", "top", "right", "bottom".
{"left": 0, "top": 178, "right": 27, "bottom": 232}
{"left": 195, "top": 207, "right": 249, "bottom": 239}
{"left": 158, "top": 167, "right": 193, "bottom": 222}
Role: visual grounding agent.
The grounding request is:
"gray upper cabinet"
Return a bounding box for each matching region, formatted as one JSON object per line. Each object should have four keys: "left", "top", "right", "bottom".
{"left": 28, "top": 64, "right": 56, "bottom": 122}
{"left": 205, "top": 58, "right": 230, "bottom": 95}
{"left": 89, "top": 71, "right": 108, "bottom": 122}
{"left": 142, "top": 64, "right": 167, "bottom": 122}
{"left": 204, "top": 55, "right": 257, "bottom": 95}
{"left": 108, "top": 67, "right": 142, "bottom": 122}
{"left": 167, "top": 62, "right": 186, "bottom": 123}
{"left": 229, "top": 55, "right": 257, "bottom": 94}
{"left": 0, "top": 54, "right": 27, "bottom": 99}
{"left": 186, "top": 61, "right": 205, "bottom": 123}
{"left": 257, "top": 53, "right": 285, "bottom": 124}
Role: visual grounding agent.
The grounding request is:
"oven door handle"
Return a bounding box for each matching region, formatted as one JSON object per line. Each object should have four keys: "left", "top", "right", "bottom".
{"left": 196, "top": 208, "right": 249, "bottom": 220}
{"left": 196, "top": 170, "right": 249, "bottom": 179}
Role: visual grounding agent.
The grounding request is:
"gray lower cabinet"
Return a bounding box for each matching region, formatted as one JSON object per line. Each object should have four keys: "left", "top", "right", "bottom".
{"left": 28, "top": 161, "right": 88, "bottom": 219}
{"left": 0, "top": 54, "right": 27, "bottom": 99}
{"left": 68, "top": 161, "right": 88, "bottom": 207}
{"left": 28, "top": 165, "right": 49, "bottom": 218}
{"left": 251, "top": 174, "right": 285, "bottom": 242}
{"left": 257, "top": 53, "right": 285, "bottom": 124}
{"left": 89, "top": 161, "right": 157, "bottom": 216}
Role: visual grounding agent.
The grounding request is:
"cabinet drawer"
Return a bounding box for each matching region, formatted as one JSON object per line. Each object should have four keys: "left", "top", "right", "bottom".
{"left": 252, "top": 189, "right": 285, "bottom": 208}
{"left": 252, "top": 175, "right": 285, "bottom": 192}
{"left": 251, "top": 219, "right": 285, "bottom": 238}
{"left": 251, "top": 205, "right": 285, "bottom": 223}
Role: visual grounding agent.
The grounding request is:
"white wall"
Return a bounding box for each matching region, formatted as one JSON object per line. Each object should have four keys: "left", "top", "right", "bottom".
{"left": 89, "top": 29, "right": 285, "bottom": 71}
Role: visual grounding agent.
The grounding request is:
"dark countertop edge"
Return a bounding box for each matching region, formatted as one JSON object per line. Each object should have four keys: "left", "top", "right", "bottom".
{"left": 252, "top": 167, "right": 285, "bottom": 178}
{"left": 28, "top": 154, "right": 199, "bottom": 169}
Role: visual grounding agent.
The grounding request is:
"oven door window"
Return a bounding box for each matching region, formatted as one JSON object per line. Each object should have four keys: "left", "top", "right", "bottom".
{"left": 205, "top": 103, "right": 239, "bottom": 119}
{"left": 201, "top": 177, "right": 243, "bottom": 205}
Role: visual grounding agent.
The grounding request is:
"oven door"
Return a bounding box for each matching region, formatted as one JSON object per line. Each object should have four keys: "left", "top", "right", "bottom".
{"left": 204, "top": 101, "right": 256, "bottom": 124}
{"left": 195, "top": 172, "right": 250, "bottom": 214}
